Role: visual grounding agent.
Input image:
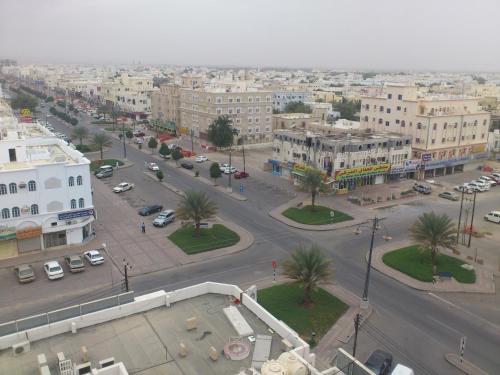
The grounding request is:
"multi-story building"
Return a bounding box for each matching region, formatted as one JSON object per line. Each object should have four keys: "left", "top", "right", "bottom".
{"left": 0, "top": 100, "right": 94, "bottom": 258}
{"left": 270, "top": 129, "right": 412, "bottom": 190}
{"left": 360, "top": 84, "right": 491, "bottom": 178}
{"left": 272, "top": 90, "right": 312, "bottom": 112}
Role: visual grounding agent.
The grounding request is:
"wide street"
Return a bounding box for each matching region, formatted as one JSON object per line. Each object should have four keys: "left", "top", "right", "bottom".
{"left": 2, "top": 102, "right": 500, "bottom": 374}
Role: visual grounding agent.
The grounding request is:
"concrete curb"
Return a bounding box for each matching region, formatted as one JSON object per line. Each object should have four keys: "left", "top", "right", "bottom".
{"left": 445, "top": 353, "right": 490, "bottom": 375}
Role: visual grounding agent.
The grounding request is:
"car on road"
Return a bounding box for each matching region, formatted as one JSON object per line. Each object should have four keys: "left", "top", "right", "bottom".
{"left": 95, "top": 165, "right": 114, "bottom": 176}
{"left": 64, "top": 254, "right": 85, "bottom": 273}
{"left": 133, "top": 130, "right": 145, "bottom": 137}
{"left": 138, "top": 204, "right": 163, "bottom": 216}
{"left": 484, "top": 211, "right": 500, "bottom": 224}
{"left": 195, "top": 155, "right": 208, "bottom": 163}
{"left": 469, "top": 180, "right": 489, "bottom": 191}
{"left": 479, "top": 175, "right": 497, "bottom": 186}
{"left": 14, "top": 264, "right": 35, "bottom": 283}
{"left": 146, "top": 162, "right": 160, "bottom": 171}
{"left": 412, "top": 184, "right": 431, "bottom": 194}
{"left": 167, "top": 143, "right": 180, "bottom": 150}
{"left": 44, "top": 260, "right": 64, "bottom": 280}
{"left": 438, "top": 191, "right": 459, "bottom": 201}
{"left": 454, "top": 184, "right": 473, "bottom": 194}
{"left": 234, "top": 171, "right": 249, "bottom": 179}
{"left": 113, "top": 182, "right": 135, "bottom": 193}
{"left": 153, "top": 210, "right": 176, "bottom": 227}
{"left": 95, "top": 168, "right": 113, "bottom": 179}
{"left": 364, "top": 349, "right": 393, "bottom": 375}
{"left": 84, "top": 250, "right": 105, "bottom": 265}
{"left": 181, "top": 162, "right": 194, "bottom": 170}
{"left": 220, "top": 163, "right": 237, "bottom": 174}
{"left": 390, "top": 364, "right": 414, "bottom": 375}
{"left": 134, "top": 137, "right": 144, "bottom": 144}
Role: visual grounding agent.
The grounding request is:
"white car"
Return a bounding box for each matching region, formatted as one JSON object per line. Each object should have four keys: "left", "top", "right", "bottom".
{"left": 219, "top": 163, "right": 237, "bottom": 174}
{"left": 146, "top": 162, "right": 159, "bottom": 171}
{"left": 84, "top": 250, "right": 105, "bottom": 265}
{"left": 454, "top": 184, "right": 473, "bottom": 194}
{"left": 471, "top": 180, "right": 490, "bottom": 191}
{"left": 44, "top": 260, "right": 64, "bottom": 280}
{"left": 113, "top": 182, "right": 135, "bottom": 193}
{"left": 484, "top": 211, "right": 500, "bottom": 224}
{"left": 479, "top": 176, "right": 496, "bottom": 186}
{"left": 195, "top": 155, "right": 208, "bottom": 163}
{"left": 468, "top": 181, "right": 486, "bottom": 192}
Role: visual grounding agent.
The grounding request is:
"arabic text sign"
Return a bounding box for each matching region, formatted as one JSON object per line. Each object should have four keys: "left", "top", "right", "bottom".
{"left": 335, "top": 163, "right": 390, "bottom": 180}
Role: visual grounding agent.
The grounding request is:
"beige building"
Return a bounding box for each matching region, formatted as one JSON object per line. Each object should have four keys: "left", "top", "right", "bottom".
{"left": 360, "top": 84, "right": 490, "bottom": 177}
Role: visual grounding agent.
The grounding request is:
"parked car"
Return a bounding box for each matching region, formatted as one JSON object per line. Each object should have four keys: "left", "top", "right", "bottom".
{"left": 146, "top": 162, "right": 160, "bottom": 171}
{"left": 488, "top": 175, "right": 500, "bottom": 184}
{"left": 14, "top": 264, "right": 35, "bottom": 283}
{"left": 454, "top": 184, "right": 473, "bottom": 194}
{"left": 153, "top": 210, "right": 176, "bottom": 227}
{"left": 94, "top": 165, "right": 114, "bottom": 176}
{"left": 95, "top": 168, "right": 113, "bottom": 179}
{"left": 133, "top": 130, "right": 145, "bottom": 137}
{"left": 438, "top": 191, "right": 459, "bottom": 201}
{"left": 234, "top": 171, "right": 249, "bottom": 179}
{"left": 84, "top": 249, "right": 105, "bottom": 265}
{"left": 364, "top": 349, "right": 393, "bottom": 375}
{"left": 138, "top": 204, "right": 163, "bottom": 216}
{"left": 181, "top": 162, "right": 194, "bottom": 169}
{"left": 490, "top": 172, "right": 500, "bottom": 180}
{"left": 484, "top": 210, "right": 500, "bottom": 224}
{"left": 167, "top": 143, "right": 180, "bottom": 150}
{"left": 479, "top": 175, "right": 497, "bottom": 186}
{"left": 160, "top": 152, "right": 171, "bottom": 159}
{"left": 195, "top": 155, "right": 208, "bottom": 163}
{"left": 64, "top": 254, "right": 85, "bottom": 273}
{"left": 113, "top": 182, "right": 135, "bottom": 193}
{"left": 44, "top": 260, "right": 64, "bottom": 280}
{"left": 413, "top": 184, "right": 431, "bottom": 194}
{"left": 390, "top": 364, "right": 414, "bottom": 375}
{"left": 469, "top": 180, "right": 489, "bottom": 191}
{"left": 134, "top": 137, "right": 144, "bottom": 144}
{"left": 220, "top": 163, "right": 237, "bottom": 174}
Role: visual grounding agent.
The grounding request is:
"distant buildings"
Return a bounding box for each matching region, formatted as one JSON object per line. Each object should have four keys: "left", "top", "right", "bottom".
{"left": 272, "top": 90, "right": 312, "bottom": 112}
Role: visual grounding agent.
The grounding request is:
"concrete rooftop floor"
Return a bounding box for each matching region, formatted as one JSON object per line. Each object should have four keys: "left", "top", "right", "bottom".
{"left": 0, "top": 293, "right": 284, "bottom": 375}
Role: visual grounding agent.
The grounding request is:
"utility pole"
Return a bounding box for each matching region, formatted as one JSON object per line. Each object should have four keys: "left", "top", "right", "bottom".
{"left": 122, "top": 122, "right": 127, "bottom": 160}
{"left": 362, "top": 217, "right": 378, "bottom": 306}
{"left": 123, "top": 258, "right": 131, "bottom": 292}
{"left": 242, "top": 136, "right": 246, "bottom": 173}
{"left": 352, "top": 313, "right": 361, "bottom": 357}
{"left": 190, "top": 128, "right": 194, "bottom": 153}
{"left": 467, "top": 190, "right": 477, "bottom": 248}
{"left": 456, "top": 189, "right": 464, "bottom": 243}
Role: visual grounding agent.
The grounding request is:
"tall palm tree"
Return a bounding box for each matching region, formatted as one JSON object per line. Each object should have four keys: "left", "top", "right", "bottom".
{"left": 72, "top": 126, "right": 89, "bottom": 145}
{"left": 91, "top": 132, "right": 112, "bottom": 160}
{"left": 409, "top": 211, "right": 456, "bottom": 275}
{"left": 282, "top": 244, "right": 333, "bottom": 306}
{"left": 300, "top": 168, "right": 328, "bottom": 211}
{"left": 176, "top": 190, "right": 217, "bottom": 237}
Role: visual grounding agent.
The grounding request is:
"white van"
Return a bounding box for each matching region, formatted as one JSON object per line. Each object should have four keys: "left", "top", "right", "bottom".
{"left": 484, "top": 211, "right": 500, "bottom": 224}
{"left": 391, "top": 364, "right": 414, "bottom": 375}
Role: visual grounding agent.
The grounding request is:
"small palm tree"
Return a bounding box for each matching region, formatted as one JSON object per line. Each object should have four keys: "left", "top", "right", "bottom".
{"left": 300, "top": 169, "right": 328, "bottom": 211}
{"left": 176, "top": 190, "right": 217, "bottom": 237}
{"left": 91, "top": 132, "right": 112, "bottom": 160}
{"left": 72, "top": 126, "right": 89, "bottom": 145}
{"left": 410, "top": 211, "right": 456, "bottom": 275}
{"left": 282, "top": 245, "right": 333, "bottom": 306}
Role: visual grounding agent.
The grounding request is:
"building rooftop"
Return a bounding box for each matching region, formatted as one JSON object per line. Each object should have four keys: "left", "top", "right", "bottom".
{"left": 274, "top": 128, "right": 411, "bottom": 143}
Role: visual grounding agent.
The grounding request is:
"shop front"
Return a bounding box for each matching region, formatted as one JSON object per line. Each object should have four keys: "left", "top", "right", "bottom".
{"left": 422, "top": 156, "right": 470, "bottom": 178}
{"left": 334, "top": 163, "right": 390, "bottom": 191}
{"left": 16, "top": 226, "right": 43, "bottom": 253}
{"left": 0, "top": 227, "right": 17, "bottom": 260}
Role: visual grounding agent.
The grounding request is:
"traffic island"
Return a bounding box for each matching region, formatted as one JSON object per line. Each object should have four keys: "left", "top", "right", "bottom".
{"left": 282, "top": 205, "right": 353, "bottom": 225}
{"left": 90, "top": 159, "right": 124, "bottom": 172}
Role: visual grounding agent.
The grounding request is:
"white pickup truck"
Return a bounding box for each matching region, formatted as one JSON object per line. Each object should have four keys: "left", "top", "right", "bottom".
{"left": 113, "top": 182, "right": 135, "bottom": 193}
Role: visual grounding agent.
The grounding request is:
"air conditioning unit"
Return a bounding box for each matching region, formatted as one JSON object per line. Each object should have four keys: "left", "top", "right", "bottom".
{"left": 12, "top": 341, "right": 30, "bottom": 356}
{"left": 19, "top": 182, "right": 27, "bottom": 189}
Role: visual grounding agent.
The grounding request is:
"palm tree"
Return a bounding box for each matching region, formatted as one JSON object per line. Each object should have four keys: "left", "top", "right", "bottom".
{"left": 282, "top": 244, "right": 333, "bottom": 306}
{"left": 72, "top": 126, "right": 89, "bottom": 145}
{"left": 176, "top": 190, "right": 217, "bottom": 237}
{"left": 409, "top": 211, "right": 456, "bottom": 275}
{"left": 91, "top": 132, "right": 112, "bottom": 160}
{"left": 300, "top": 168, "right": 328, "bottom": 211}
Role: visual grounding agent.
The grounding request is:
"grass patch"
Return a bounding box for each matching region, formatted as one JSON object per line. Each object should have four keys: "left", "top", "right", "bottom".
{"left": 91, "top": 120, "right": 114, "bottom": 125}
{"left": 382, "top": 245, "right": 476, "bottom": 283}
{"left": 75, "top": 144, "right": 99, "bottom": 153}
{"left": 90, "top": 159, "right": 124, "bottom": 172}
{"left": 258, "top": 283, "right": 348, "bottom": 344}
{"left": 168, "top": 224, "right": 240, "bottom": 255}
{"left": 282, "top": 205, "right": 353, "bottom": 225}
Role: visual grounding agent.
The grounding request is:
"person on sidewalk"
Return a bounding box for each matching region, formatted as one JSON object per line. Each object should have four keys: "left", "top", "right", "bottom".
{"left": 141, "top": 222, "right": 146, "bottom": 234}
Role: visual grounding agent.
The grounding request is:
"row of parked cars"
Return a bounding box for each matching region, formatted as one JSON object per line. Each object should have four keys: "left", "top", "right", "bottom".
{"left": 364, "top": 349, "right": 414, "bottom": 375}
{"left": 14, "top": 250, "right": 105, "bottom": 283}
{"left": 454, "top": 173, "right": 500, "bottom": 193}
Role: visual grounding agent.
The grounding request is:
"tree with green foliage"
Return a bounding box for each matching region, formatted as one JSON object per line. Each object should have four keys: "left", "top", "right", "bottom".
{"left": 69, "top": 118, "right": 78, "bottom": 126}
{"left": 45, "top": 96, "right": 54, "bottom": 103}
{"left": 91, "top": 132, "right": 112, "bottom": 160}
{"left": 207, "top": 115, "right": 235, "bottom": 149}
{"left": 209, "top": 162, "right": 222, "bottom": 185}
{"left": 176, "top": 190, "right": 217, "bottom": 237}
{"left": 409, "top": 212, "right": 456, "bottom": 275}
{"left": 300, "top": 169, "right": 328, "bottom": 211}
{"left": 362, "top": 72, "right": 377, "bottom": 80}
{"left": 284, "top": 101, "right": 312, "bottom": 114}
{"left": 11, "top": 94, "right": 38, "bottom": 113}
{"left": 282, "top": 244, "right": 333, "bottom": 306}
{"left": 172, "top": 148, "right": 183, "bottom": 165}
{"left": 72, "top": 126, "right": 89, "bottom": 145}
{"left": 148, "top": 137, "right": 158, "bottom": 153}
{"left": 156, "top": 170, "right": 164, "bottom": 182}
{"left": 332, "top": 98, "right": 361, "bottom": 121}
{"left": 125, "top": 129, "right": 134, "bottom": 142}
{"left": 158, "top": 142, "right": 170, "bottom": 157}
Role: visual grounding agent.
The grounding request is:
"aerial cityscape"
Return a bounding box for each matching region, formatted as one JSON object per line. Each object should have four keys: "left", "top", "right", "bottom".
{"left": 1, "top": 1, "right": 500, "bottom": 375}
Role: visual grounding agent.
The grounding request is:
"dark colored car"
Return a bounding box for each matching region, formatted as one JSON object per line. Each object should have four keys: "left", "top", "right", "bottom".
{"left": 234, "top": 171, "right": 249, "bottom": 179}
{"left": 413, "top": 184, "right": 431, "bottom": 194}
{"left": 364, "top": 350, "right": 393, "bottom": 375}
{"left": 95, "top": 169, "right": 113, "bottom": 179}
{"left": 138, "top": 204, "right": 163, "bottom": 216}
{"left": 181, "top": 162, "right": 194, "bottom": 170}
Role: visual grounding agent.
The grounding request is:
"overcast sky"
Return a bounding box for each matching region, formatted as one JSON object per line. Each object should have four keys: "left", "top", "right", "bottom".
{"left": 1, "top": 0, "right": 499, "bottom": 71}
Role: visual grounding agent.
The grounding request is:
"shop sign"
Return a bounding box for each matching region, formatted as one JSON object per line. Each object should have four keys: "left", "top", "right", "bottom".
{"left": 58, "top": 209, "right": 95, "bottom": 221}
{"left": 16, "top": 226, "right": 42, "bottom": 240}
{"left": 424, "top": 156, "right": 470, "bottom": 170}
{"left": 472, "top": 144, "right": 486, "bottom": 153}
{"left": 0, "top": 226, "right": 16, "bottom": 241}
{"left": 404, "top": 159, "right": 421, "bottom": 171}
{"left": 422, "top": 153, "right": 432, "bottom": 162}
{"left": 334, "top": 163, "right": 390, "bottom": 181}
{"left": 292, "top": 164, "right": 328, "bottom": 178}
{"left": 390, "top": 167, "right": 405, "bottom": 174}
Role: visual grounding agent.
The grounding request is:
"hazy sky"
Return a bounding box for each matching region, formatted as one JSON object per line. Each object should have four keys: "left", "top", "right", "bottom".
{"left": 1, "top": 0, "right": 499, "bottom": 71}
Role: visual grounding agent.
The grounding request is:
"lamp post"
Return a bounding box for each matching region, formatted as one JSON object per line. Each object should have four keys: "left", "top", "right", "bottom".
{"left": 122, "top": 121, "right": 127, "bottom": 160}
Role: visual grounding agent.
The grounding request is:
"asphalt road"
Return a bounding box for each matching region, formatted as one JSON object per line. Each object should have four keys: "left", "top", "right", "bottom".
{"left": 8, "top": 101, "right": 500, "bottom": 374}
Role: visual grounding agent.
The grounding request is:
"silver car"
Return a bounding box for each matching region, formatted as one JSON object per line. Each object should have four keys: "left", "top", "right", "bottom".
{"left": 153, "top": 210, "right": 176, "bottom": 227}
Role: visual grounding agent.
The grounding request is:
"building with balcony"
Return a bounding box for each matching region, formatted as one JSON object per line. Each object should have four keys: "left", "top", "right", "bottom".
{"left": 272, "top": 90, "right": 312, "bottom": 113}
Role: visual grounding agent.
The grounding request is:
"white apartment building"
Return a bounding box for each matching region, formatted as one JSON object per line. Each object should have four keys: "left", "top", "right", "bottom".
{"left": 0, "top": 101, "right": 94, "bottom": 259}
{"left": 360, "top": 84, "right": 490, "bottom": 178}
{"left": 273, "top": 90, "right": 312, "bottom": 112}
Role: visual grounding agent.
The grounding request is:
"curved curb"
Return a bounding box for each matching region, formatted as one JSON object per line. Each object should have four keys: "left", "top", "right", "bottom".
{"left": 444, "top": 353, "right": 489, "bottom": 375}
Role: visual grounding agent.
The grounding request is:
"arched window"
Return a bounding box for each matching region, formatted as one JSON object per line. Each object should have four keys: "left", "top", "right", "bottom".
{"left": 76, "top": 176, "right": 83, "bottom": 186}
{"left": 0, "top": 184, "right": 6, "bottom": 195}
{"left": 31, "top": 204, "right": 39, "bottom": 215}
{"left": 70, "top": 199, "right": 77, "bottom": 209}
{"left": 9, "top": 183, "right": 17, "bottom": 194}
{"left": 78, "top": 198, "right": 84, "bottom": 208}
{"left": 68, "top": 177, "right": 75, "bottom": 187}
{"left": 12, "top": 207, "right": 20, "bottom": 217}
{"left": 1, "top": 208, "right": 10, "bottom": 219}
{"left": 28, "top": 180, "right": 36, "bottom": 191}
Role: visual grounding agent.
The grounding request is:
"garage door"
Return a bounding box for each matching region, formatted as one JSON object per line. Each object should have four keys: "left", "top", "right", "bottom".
{"left": 17, "top": 237, "right": 42, "bottom": 253}
{"left": 0, "top": 240, "right": 18, "bottom": 260}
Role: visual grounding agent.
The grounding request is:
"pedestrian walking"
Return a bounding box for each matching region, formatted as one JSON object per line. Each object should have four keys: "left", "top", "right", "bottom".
{"left": 141, "top": 222, "right": 146, "bottom": 234}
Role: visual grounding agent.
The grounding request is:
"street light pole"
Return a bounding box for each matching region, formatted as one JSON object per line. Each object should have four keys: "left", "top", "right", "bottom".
{"left": 122, "top": 122, "right": 127, "bottom": 160}
{"left": 456, "top": 189, "right": 465, "bottom": 243}
{"left": 362, "top": 217, "right": 378, "bottom": 306}
{"left": 228, "top": 146, "right": 232, "bottom": 192}
{"left": 190, "top": 128, "right": 194, "bottom": 154}
{"left": 467, "top": 190, "right": 477, "bottom": 248}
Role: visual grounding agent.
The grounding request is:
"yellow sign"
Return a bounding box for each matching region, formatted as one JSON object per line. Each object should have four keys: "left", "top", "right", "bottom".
{"left": 16, "top": 227, "right": 42, "bottom": 240}
{"left": 20, "top": 108, "right": 31, "bottom": 117}
{"left": 335, "top": 163, "right": 391, "bottom": 181}
{"left": 472, "top": 144, "right": 486, "bottom": 153}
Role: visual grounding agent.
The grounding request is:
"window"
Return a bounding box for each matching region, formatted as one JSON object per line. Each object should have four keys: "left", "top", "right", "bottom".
{"left": 248, "top": 118, "right": 253, "bottom": 123}
{"left": 1, "top": 208, "right": 9, "bottom": 219}
{"left": 248, "top": 107, "right": 253, "bottom": 114}
{"left": 228, "top": 108, "right": 233, "bottom": 114}
{"left": 378, "top": 118, "right": 383, "bottom": 124}
{"left": 228, "top": 97, "right": 233, "bottom": 103}
{"left": 266, "top": 117, "right": 270, "bottom": 122}
{"left": 463, "top": 122, "right": 467, "bottom": 127}
{"left": 12, "top": 207, "right": 20, "bottom": 217}
{"left": 266, "top": 96, "right": 271, "bottom": 102}
{"left": 266, "top": 106, "right": 271, "bottom": 113}
{"left": 397, "top": 106, "right": 401, "bottom": 111}
{"left": 474, "top": 120, "right": 478, "bottom": 126}
{"left": 398, "top": 94, "right": 403, "bottom": 100}
{"left": 433, "top": 123, "right": 437, "bottom": 130}
{"left": 443, "top": 122, "right": 447, "bottom": 129}
{"left": 235, "top": 118, "right": 241, "bottom": 124}
{"left": 472, "top": 134, "right": 476, "bottom": 140}
{"left": 79, "top": 198, "right": 84, "bottom": 208}
{"left": 387, "top": 94, "right": 392, "bottom": 99}
{"left": 386, "top": 108, "right": 391, "bottom": 114}
{"left": 0, "top": 184, "right": 6, "bottom": 195}
{"left": 236, "top": 97, "right": 241, "bottom": 103}
{"left": 9, "top": 183, "right": 17, "bottom": 194}
{"left": 364, "top": 116, "right": 369, "bottom": 121}
{"left": 255, "top": 97, "right": 260, "bottom": 102}
{"left": 255, "top": 107, "right": 260, "bottom": 113}
{"left": 442, "top": 138, "right": 445, "bottom": 143}
{"left": 395, "top": 119, "right": 400, "bottom": 124}
{"left": 236, "top": 107, "right": 241, "bottom": 114}
{"left": 76, "top": 176, "right": 83, "bottom": 186}
{"left": 255, "top": 126, "right": 260, "bottom": 133}
{"left": 8, "top": 148, "right": 16, "bottom": 162}
{"left": 483, "top": 119, "right": 487, "bottom": 125}
{"left": 31, "top": 204, "right": 39, "bottom": 215}
{"left": 365, "top": 104, "right": 370, "bottom": 110}
{"left": 481, "top": 133, "right": 485, "bottom": 139}
{"left": 385, "top": 121, "right": 390, "bottom": 126}
{"left": 415, "top": 138, "right": 420, "bottom": 143}
{"left": 255, "top": 117, "right": 260, "bottom": 123}
{"left": 401, "top": 121, "right": 406, "bottom": 127}
{"left": 216, "top": 97, "right": 222, "bottom": 104}
{"left": 70, "top": 199, "right": 76, "bottom": 209}
{"left": 379, "top": 106, "right": 384, "bottom": 112}
{"left": 28, "top": 180, "right": 36, "bottom": 191}
{"left": 417, "top": 123, "right": 422, "bottom": 130}
{"left": 69, "top": 176, "right": 75, "bottom": 187}
{"left": 216, "top": 108, "right": 222, "bottom": 115}
{"left": 248, "top": 97, "right": 253, "bottom": 103}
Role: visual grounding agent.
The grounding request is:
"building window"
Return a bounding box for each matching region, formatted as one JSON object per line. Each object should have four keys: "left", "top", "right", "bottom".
{"left": 433, "top": 123, "right": 437, "bottom": 130}
{"left": 248, "top": 108, "right": 253, "bottom": 114}
{"left": 397, "top": 106, "right": 401, "bottom": 111}
{"left": 28, "top": 180, "right": 36, "bottom": 191}
{"left": 387, "top": 94, "right": 392, "bottom": 99}
{"left": 216, "top": 108, "right": 222, "bottom": 115}
{"left": 9, "top": 183, "right": 17, "bottom": 194}
{"left": 415, "top": 138, "right": 420, "bottom": 143}
{"left": 398, "top": 94, "right": 403, "bottom": 100}
{"left": 1, "top": 208, "right": 10, "bottom": 219}
{"left": 248, "top": 118, "right": 253, "bottom": 123}
{"left": 12, "top": 207, "right": 20, "bottom": 217}
{"left": 235, "top": 118, "right": 241, "bottom": 124}
{"left": 228, "top": 97, "right": 233, "bottom": 103}
{"left": 216, "top": 97, "right": 222, "bottom": 104}
{"left": 443, "top": 122, "right": 447, "bottom": 129}
{"left": 401, "top": 121, "right": 405, "bottom": 127}
{"left": 483, "top": 119, "right": 487, "bottom": 125}
{"left": 385, "top": 121, "right": 390, "bottom": 126}
{"left": 395, "top": 119, "right": 400, "bottom": 124}
{"left": 364, "top": 116, "right": 369, "bottom": 121}
{"left": 255, "top": 97, "right": 260, "bottom": 102}
{"left": 255, "top": 107, "right": 260, "bottom": 113}
{"left": 266, "top": 96, "right": 271, "bottom": 102}
{"left": 442, "top": 138, "right": 445, "bottom": 143}
{"left": 236, "top": 107, "right": 241, "bottom": 114}
{"left": 378, "top": 118, "right": 383, "bottom": 124}
{"left": 386, "top": 108, "right": 391, "bottom": 114}
{"left": 463, "top": 122, "right": 467, "bottom": 127}
{"left": 31, "top": 204, "right": 39, "bottom": 215}
{"left": 236, "top": 97, "right": 240, "bottom": 103}
{"left": 365, "top": 104, "right": 370, "bottom": 110}
{"left": 248, "top": 97, "right": 253, "bottom": 103}
{"left": 71, "top": 199, "right": 77, "bottom": 209}
{"left": 76, "top": 176, "right": 83, "bottom": 186}
{"left": 474, "top": 120, "right": 478, "bottom": 126}
{"left": 379, "top": 106, "right": 384, "bottom": 112}
{"left": 0, "top": 184, "right": 6, "bottom": 195}
{"left": 255, "top": 127, "right": 260, "bottom": 133}
{"left": 472, "top": 134, "right": 476, "bottom": 140}
{"left": 69, "top": 176, "right": 75, "bottom": 187}
{"left": 8, "top": 148, "right": 16, "bottom": 162}
{"left": 266, "top": 106, "right": 271, "bottom": 113}
{"left": 79, "top": 198, "right": 84, "bottom": 208}
{"left": 417, "top": 123, "right": 422, "bottom": 129}
{"left": 481, "top": 133, "right": 485, "bottom": 139}
{"left": 255, "top": 117, "right": 260, "bottom": 123}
